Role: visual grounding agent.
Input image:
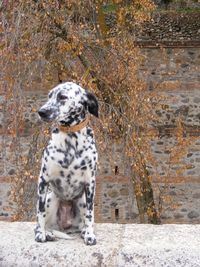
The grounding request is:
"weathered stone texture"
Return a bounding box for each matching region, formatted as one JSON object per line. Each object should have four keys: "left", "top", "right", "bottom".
{"left": 139, "top": 47, "right": 200, "bottom": 92}
{"left": 101, "top": 182, "right": 135, "bottom": 221}
{"left": 153, "top": 91, "right": 200, "bottom": 127}
{"left": 98, "top": 142, "right": 131, "bottom": 176}
{"left": 135, "top": 13, "right": 200, "bottom": 45}
{"left": 153, "top": 183, "right": 200, "bottom": 223}
{"left": 1, "top": 222, "right": 200, "bottom": 267}
{"left": 95, "top": 175, "right": 139, "bottom": 224}
{"left": 0, "top": 183, "right": 16, "bottom": 220}
{"left": 148, "top": 137, "right": 200, "bottom": 178}
{"left": 0, "top": 137, "right": 14, "bottom": 177}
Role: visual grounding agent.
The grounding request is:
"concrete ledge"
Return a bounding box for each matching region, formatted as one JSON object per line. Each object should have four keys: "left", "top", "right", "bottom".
{"left": 1, "top": 222, "right": 200, "bottom": 267}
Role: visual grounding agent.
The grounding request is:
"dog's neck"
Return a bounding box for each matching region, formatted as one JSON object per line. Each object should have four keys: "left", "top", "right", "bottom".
{"left": 58, "top": 117, "right": 89, "bottom": 134}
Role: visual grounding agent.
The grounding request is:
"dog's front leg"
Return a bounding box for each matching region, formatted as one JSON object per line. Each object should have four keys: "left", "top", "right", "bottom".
{"left": 34, "top": 171, "right": 54, "bottom": 242}
{"left": 84, "top": 181, "right": 96, "bottom": 245}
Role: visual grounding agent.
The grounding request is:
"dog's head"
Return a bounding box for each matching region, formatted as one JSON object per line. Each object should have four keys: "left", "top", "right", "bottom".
{"left": 38, "top": 82, "right": 98, "bottom": 126}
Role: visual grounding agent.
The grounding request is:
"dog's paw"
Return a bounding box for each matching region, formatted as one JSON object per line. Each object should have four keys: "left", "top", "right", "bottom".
{"left": 34, "top": 226, "right": 55, "bottom": 242}
{"left": 84, "top": 232, "right": 96, "bottom": 246}
{"left": 34, "top": 229, "right": 46, "bottom": 242}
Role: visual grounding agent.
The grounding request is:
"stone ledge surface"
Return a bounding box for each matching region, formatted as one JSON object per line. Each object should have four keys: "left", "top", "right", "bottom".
{"left": 1, "top": 222, "right": 200, "bottom": 267}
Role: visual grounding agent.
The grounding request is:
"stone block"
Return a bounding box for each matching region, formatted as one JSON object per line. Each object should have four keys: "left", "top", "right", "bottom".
{"left": 1, "top": 222, "right": 200, "bottom": 267}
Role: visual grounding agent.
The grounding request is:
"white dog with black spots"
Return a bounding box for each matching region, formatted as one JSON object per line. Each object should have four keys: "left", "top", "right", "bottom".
{"left": 34, "top": 82, "right": 98, "bottom": 245}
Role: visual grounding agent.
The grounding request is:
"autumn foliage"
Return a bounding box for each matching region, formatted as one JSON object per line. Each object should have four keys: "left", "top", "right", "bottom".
{"left": 0, "top": 0, "right": 169, "bottom": 222}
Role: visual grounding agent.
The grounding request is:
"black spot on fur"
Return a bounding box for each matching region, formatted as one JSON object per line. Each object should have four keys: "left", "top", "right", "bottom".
{"left": 75, "top": 150, "right": 83, "bottom": 158}
{"left": 86, "top": 128, "right": 93, "bottom": 138}
{"left": 74, "top": 165, "right": 79, "bottom": 170}
{"left": 86, "top": 215, "right": 92, "bottom": 220}
{"left": 39, "top": 176, "right": 48, "bottom": 194}
{"left": 81, "top": 166, "right": 87, "bottom": 170}
{"left": 52, "top": 128, "right": 59, "bottom": 134}
{"left": 39, "top": 197, "right": 45, "bottom": 212}
{"left": 42, "top": 165, "right": 47, "bottom": 173}
{"left": 60, "top": 171, "right": 64, "bottom": 177}
{"left": 80, "top": 160, "right": 86, "bottom": 166}
{"left": 85, "top": 185, "right": 95, "bottom": 211}
{"left": 46, "top": 149, "right": 50, "bottom": 156}
{"left": 68, "top": 133, "right": 78, "bottom": 139}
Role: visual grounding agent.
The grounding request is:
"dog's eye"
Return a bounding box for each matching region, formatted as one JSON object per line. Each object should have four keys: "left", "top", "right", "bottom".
{"left": 48, "top": 92, "right": 53, "bottom": 99}
{"left": 58, "top": 94, "right": 68, "bottom": 101}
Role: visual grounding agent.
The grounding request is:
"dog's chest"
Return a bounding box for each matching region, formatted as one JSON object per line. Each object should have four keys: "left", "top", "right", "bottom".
{"left": 44, "top": 129, "right": 97, "bottom": 200}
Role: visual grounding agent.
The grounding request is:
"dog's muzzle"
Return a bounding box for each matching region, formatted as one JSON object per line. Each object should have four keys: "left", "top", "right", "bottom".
{"left": 38, "top": 108, "right": 55, "bottom": 121}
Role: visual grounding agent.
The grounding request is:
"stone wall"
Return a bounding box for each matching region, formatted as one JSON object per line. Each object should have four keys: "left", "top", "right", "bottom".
{"left": 95, "top": 175, "right": 139, "bottom": 224}
{"left": 1, "top": 44, "right": 200, "bottom": 223}
{"left": 154, "top": 0, "right": 200, "bottom": 9}
{"left": 0, "top": 182, "right": 14, "bottom": 219}
{"left": 139, "top": 45, "right": 200, "bottom": 223}
{"left": 1, "top": 12, "right": 200, "bottom": 223}
{"left": 135, "top": 12, "right": 200, "bottom": 46}
{"left": 0, "top": 91, "right": 47, "bottom": 220}
{"left": 149, "top": 137, "right": 200, "bottom": 178}
{"left": 96, "top": 45, "right": 200, "bottom": 223}
{"left": 139, "top": 47, "right": 200, "bottom": 92}
{"left": 154, "top": 182, "right": 200, "bottom": 223}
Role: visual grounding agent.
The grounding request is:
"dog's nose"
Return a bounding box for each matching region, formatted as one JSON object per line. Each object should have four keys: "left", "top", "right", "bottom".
{"left": 38, "top": 109, "right": 51, "bottom": 118}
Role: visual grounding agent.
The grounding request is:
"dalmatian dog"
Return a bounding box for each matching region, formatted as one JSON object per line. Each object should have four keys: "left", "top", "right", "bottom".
{"left": 34, "top": 82, "right": 98, "bottom": 245}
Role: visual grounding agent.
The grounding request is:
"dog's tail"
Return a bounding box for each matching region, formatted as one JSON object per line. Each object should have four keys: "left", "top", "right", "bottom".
{"left": 52, "top": 230, "right": 76, "bottom": 240}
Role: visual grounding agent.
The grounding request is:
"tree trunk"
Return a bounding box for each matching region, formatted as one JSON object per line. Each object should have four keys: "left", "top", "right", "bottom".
{"left": 132, "top": 170, "right": 161, "bottom": 224}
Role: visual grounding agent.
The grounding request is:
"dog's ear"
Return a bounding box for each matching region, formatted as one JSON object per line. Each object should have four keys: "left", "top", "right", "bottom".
{"left": 85, "top": 91, "right": 99, "bottom": 118}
